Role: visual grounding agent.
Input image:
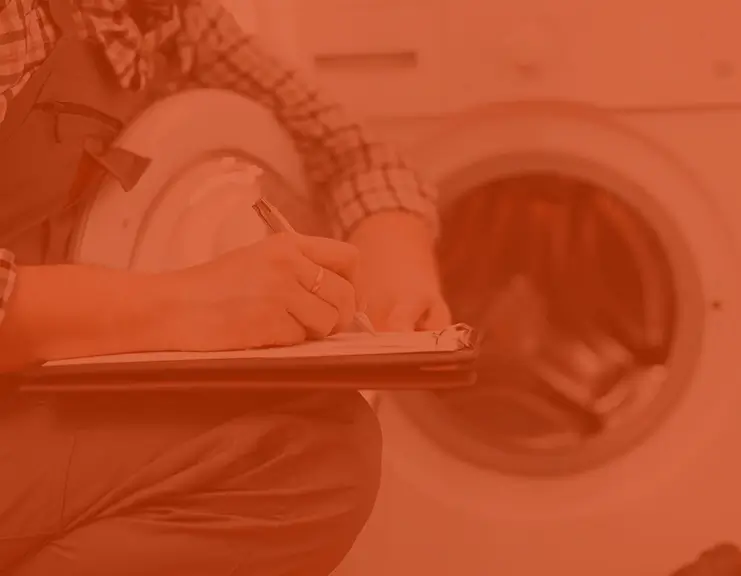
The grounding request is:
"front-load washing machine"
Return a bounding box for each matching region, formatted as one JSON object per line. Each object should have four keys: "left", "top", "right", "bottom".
{"left": 326, "top": 2, "right": 741, "bottom": 575}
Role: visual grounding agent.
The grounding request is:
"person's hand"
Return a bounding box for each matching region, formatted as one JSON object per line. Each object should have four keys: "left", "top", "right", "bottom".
{"left": 349, "top": 212, "right": 451, "bottom": 332}
{"left": 163, "top": 233, "right": 364, "bottom": 351}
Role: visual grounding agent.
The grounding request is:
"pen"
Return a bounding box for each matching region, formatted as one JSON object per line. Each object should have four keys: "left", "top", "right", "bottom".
{"left": 253, "top": 198, "right": 378, "bottom": 335}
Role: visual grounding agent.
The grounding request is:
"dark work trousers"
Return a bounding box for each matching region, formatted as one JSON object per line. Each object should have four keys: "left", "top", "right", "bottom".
{"left": 0, "top": 389, "right": 382, "bottom": 575}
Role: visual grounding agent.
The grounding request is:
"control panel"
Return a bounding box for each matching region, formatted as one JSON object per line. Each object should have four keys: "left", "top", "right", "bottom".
{"left": 292, "top": 0, "right": 741, "bottom": 117}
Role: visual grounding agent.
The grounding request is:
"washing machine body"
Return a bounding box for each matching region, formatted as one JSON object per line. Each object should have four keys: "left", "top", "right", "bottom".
{"left": 327, "top": 1, "right": 741, "bottom": 575}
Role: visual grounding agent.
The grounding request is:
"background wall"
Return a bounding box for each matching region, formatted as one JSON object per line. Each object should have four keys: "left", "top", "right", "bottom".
{"left": 221, "top": 0, "right": 307, "bottom": 68}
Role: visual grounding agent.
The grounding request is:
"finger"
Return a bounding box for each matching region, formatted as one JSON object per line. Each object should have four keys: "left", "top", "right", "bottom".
{"left": 267, "top": 234, "right": 365, "bottom": 309}
{"left": 268, "top": 311, "right": 309, "bottom": 347}
{"left": 418, "top": 297, "right": 452, "bottom": 331}
{"left": 285, "top": 284, "right": 341, "bottom": 338}
{"left": 292, "top": 234, "right": 360, "bottom": 285}
{"left": 318, "top": 271, "right": 357, "bottom": 331}
{"left": 384, "top": 301, "right": 426, "bottom": 333}
{"left": 293, "top": 258, "right": 358, "bottom": 329}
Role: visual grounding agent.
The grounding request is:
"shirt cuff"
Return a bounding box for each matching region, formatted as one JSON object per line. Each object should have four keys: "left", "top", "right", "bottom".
{"left": 0, "top": 249, "right": 17, "bottom": 332}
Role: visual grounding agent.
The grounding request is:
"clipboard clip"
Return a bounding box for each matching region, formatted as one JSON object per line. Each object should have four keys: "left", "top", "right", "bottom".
{"left": 433, "top": 323, "right": 478, "bottom": 350}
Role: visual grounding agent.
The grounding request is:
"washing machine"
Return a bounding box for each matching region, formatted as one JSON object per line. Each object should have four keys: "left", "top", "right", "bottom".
{"left": 318, "top": 0, "right": 741, "bottom": 574}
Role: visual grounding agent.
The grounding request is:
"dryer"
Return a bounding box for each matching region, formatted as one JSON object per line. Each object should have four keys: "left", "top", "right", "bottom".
{"left": 313, "top": 0, "right": 741, "bottom": 574}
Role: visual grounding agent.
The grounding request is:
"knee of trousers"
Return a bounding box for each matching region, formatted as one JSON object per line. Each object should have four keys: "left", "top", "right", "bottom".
{"left": 209, "top": 391, "right": 383, "bottom": 573}
{"left": 304, "top": 391, "right": 383, "bottom": 534}
{"left": 219, "top": 390, "right": 383, "bottom": 533}
{"left": 334, "top": 391, "right": 383, "bottom": 529}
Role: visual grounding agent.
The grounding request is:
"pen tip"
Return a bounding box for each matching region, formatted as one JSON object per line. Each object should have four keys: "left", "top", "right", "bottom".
{"left": 355, "top": 313, "right": 377, "bottom": 335}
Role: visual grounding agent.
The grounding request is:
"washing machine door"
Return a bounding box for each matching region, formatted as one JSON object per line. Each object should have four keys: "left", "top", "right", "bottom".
{"left": 362, "top": 101, "right": 741, "bottom": 576}
{"left": 70, "top": 89, "right": 320, "bottom": 271}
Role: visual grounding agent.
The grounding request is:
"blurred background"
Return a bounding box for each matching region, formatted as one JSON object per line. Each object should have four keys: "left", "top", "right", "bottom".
{"left": 220, "top": 1, "right": 741, "bottom": 575}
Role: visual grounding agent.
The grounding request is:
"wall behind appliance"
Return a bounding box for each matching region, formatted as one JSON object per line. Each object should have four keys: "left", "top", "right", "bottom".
{"left": 221, "top": 0, "right": 308, "bottom": 68}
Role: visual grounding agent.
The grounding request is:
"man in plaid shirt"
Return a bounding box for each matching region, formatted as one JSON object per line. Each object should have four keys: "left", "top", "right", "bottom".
{"left": 0, "top": 0, "right": 450, "bottom": 574}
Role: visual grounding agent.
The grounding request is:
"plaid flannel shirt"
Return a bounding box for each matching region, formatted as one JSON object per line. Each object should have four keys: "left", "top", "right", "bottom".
{"left": 0, "top": 0, "right": 438, "bottom": 334}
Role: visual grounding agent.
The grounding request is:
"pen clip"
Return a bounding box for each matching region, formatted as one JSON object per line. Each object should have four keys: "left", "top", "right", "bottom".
{"left": 253, "top": 198, "right": 278, "bottom": 233}
{"left": 253, "top": 198, "right": 296, "bottom": 234}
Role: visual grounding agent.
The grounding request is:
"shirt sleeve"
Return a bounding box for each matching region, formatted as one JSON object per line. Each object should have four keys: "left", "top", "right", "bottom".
{"left": 169, "top": 0, "right": 439, "bottom": 239}
{"left": 0, "top": 249, "right": 17, "bottom": 332}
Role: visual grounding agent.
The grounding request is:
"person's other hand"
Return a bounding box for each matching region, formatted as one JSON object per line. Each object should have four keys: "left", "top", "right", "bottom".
{"left": 349, "top": 212, "right": 451, "bottom": 332}
{"left": 164, "top": 233, "right": 364, "bottom": 351}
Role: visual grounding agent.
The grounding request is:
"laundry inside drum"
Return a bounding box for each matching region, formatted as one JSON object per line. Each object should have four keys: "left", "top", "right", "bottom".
{"left": 411, "top": 171, "right": 682, "bottom": 475}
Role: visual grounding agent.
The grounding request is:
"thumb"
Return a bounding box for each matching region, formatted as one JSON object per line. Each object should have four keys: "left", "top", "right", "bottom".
{"left": 384, "top": 302, "right": 425, "bottom": 332}
{"left": 419, "top": 298, "right": 452, "bottom": 331}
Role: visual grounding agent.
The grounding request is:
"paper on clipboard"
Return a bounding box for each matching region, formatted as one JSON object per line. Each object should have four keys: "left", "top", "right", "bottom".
{"left": 42, "top": 323, "right": 477, "bottom": 368}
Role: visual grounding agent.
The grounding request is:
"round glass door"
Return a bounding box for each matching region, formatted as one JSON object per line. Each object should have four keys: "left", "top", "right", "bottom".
{"left": 398, "top": 170, "right": 685, "bottom": 476}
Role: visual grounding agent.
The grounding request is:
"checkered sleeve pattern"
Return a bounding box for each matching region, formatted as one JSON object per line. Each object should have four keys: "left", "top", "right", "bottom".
{"left": 174, "top": 0, "right": 439, "bottom": 239}
{"left": 0, "top": 0, "right": 59, "bottom": 123}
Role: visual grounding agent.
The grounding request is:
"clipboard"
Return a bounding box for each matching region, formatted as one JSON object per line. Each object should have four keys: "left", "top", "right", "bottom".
{"left": 10, "top": 324, "right": 480, "bottom": 393}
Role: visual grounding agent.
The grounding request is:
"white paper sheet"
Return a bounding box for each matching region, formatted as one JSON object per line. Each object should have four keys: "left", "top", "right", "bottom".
{"left": 43, "top": 324, "right": 475, "bottom": 367}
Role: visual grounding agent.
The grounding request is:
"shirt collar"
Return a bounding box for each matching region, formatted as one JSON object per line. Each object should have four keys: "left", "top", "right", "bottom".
{"left": 74, "top": 0, "right": 184, "bottom": 90}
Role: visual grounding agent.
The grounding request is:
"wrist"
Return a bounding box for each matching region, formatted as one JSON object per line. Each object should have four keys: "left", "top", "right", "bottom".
{"left": 99, "top": 271, "right": 186, "bottom": 356}
{"left": 0, "top": 265, "right": 179, "bottom": 367}
{"left": 349, "top": 211, "right": 436, "bottom": 253}
{"left": 349, "top": 211, "right": 442, "bottom": 290}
